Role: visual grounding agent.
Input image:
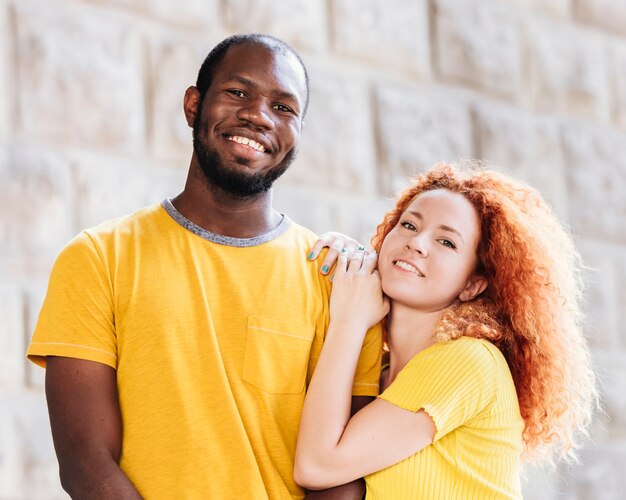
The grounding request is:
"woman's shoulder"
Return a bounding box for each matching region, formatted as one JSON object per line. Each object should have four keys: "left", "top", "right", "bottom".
{"left": 415, "top": 337, "right": 505, "bottom": 375}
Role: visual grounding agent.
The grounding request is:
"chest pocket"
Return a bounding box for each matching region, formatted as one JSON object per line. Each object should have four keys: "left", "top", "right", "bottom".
{"left": 243, "top": 316, "right": 315, "bottom": 394}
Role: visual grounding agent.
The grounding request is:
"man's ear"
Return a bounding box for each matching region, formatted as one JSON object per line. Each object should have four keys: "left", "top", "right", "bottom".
{"left": 459, "top": 274, "right": 488, "bottom": 302}
{"left": 183, "top": 86, "right": 200, "bottom": 128}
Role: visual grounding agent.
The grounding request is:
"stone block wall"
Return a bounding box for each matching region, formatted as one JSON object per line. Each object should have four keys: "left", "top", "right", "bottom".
{"left": 1, "top": 0, "right": 624, "bottom": 498}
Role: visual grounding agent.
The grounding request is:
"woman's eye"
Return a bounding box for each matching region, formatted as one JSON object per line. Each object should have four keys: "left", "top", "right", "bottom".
{"left": 400, "top": 221, "right": 417, "bottom": 231}
{"left": 439, "top": 239, "right": 456, "bottom": 249}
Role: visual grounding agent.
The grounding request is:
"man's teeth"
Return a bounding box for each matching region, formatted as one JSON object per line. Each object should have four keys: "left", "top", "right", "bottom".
{"left": 395, "top": 260, "right": 424, "bottom": 277}
{"left": 228, "top": 135, "right": 266, "bottom": 152}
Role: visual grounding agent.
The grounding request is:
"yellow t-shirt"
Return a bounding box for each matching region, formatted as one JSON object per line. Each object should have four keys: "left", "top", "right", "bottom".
{"left": 367, "top": 336, "right": 523, "bottom": 500}
{"left": 28, "top": 201, "right": 382, "bottom": 500}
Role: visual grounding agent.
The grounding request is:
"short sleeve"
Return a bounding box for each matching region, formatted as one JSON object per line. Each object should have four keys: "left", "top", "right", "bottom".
{"left": 352, "top": 322, "right": 384, "bottom": 396}
{"left": 27, "top": 231, "right": 117, "bottom": 369}
{"left": 379, "top": 338, "right": 498, "bottom": 441}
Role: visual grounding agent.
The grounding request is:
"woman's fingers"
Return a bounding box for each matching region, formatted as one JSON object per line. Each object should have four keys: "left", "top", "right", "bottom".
{"left": 360, "top": 251, "right": 378, "bottom": 274}
{"left": 308, "top": 232, "right": 365, "bottom": 275}
{"left": 347, "top": 250, "right": 365, "bottom": 273}
{"left": 334, "top": 249, "right": 349, "bottom": 278}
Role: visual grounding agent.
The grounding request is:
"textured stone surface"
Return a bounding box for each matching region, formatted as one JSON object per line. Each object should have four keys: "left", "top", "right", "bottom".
{"left": 434, "top": 0, "right": 523, "bottom": 98}
{"left": 617, "top": 254, "right": 626, "bottom": 350}
{"left": 562, "top": 125, "right": 626, "bottom": 243}
{"left": 592, "top": 351, "right": 626, "bottom": 439}
{"left": 528, "top": 20, "right": 609, "bottom": 121}
{"left": 0, "top": 287, "right": 25, "bottom": 387}
{"left": 0, "top": 391, "right": 65, "bottom": 499}
{"left": 375, "top": 84, "right": 473, "bottom": 195}
{"left": 282, "top": 70, "right": 376, "bottom": 194}
{"left": 0, "top": 0, "right": 9, "bottom": 143}
{"left": 12, "top": 1, "right": 144, "bottom": 154}
{"left": 578, "top": 242, "right": 619, "bottom": 350}
{"left": 91, "top": 0, "right": 215, "bottom": 27}
{"left": 473, "top": 103, "right": 568, "bottom": 219}
{"left": 613, "top": 42, "right": 626, "bottom": 129}
{"left": 574, "top": 0, "right": 626, "bottom": 35}
{"left": 0, "top": 146, "right": 74, "bottom": 269}
{"left": 520, "top": 463, "right": 559, "bottom": 500}
{"left": 557, "top": 444, "right": 626, "bottom": 499}
{"left": 331, "top": 0, "right": 430, "bottom": 76}
{"left": 73, "top": 154, "right": 186, "bottom": 230}
{"left": 149, "top": 38, "right": 202, "bottom": 165}
{"left": 497, "top": 0, "right": 571, "bottom": 18}
{"left": 224, "top": 0, "right": 327, "bottom": 52}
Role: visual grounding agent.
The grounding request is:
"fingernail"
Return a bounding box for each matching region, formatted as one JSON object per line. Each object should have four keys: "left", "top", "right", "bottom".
{"left": 321, "top": 265, "right": 329, "bottom": 274}
{"left": 308, "top": 252, "right": 315, "bottom": 260}
{"left": 341, "top": 248, "right": 347, "bottom": 253}
{"left": 358, "top": 245, "right": 365, "bottom": 251}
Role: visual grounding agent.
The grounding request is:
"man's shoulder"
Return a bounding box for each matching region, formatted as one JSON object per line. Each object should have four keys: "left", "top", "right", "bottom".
{"left": 82, "top": 203, "right": 165, "bottom": 240}
{"left": 60, "top": 203, "right": 166, "bottom": 260}
{"left": 282, "top": 217, "right": 319, "bottom": 245}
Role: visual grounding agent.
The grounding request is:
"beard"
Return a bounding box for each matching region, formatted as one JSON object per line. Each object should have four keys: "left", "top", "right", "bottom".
{"left": 192, "top": 112, "right": 297, "bottom": 198}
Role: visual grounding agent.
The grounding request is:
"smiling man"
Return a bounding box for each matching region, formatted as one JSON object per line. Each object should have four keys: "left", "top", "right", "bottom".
{"left": 27, "top": 34, "right": 382, "bottom": 499}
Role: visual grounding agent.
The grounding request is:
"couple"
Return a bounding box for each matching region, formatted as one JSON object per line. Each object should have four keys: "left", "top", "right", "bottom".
{"left": 28, "top": 34, "right": 596, "bottom": 499}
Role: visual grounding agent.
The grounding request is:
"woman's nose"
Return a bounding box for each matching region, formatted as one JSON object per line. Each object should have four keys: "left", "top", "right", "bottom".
{"left": 405, "top": 234, "right": 428, "bottom": 256}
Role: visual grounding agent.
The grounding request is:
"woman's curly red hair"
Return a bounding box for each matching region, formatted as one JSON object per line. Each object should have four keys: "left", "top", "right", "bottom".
{"left": 371, "top": 162, "right": 598, "bottom": 463}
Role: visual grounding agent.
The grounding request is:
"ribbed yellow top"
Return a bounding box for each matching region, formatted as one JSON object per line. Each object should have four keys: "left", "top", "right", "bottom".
{"left": 367, "top": 336, "right": 523, "bottom": 499}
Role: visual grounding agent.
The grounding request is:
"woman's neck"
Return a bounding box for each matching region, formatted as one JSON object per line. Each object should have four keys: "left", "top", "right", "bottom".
{"left": 383, "top": 303, "right": 447, "bottom": 390}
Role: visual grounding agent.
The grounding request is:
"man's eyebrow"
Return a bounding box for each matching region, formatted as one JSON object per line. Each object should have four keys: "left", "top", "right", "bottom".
{"left": 223, "top": 75, "right": 300, "bottom": 105}
{"left": 407, "top": 211, "right": 464, "bottom": 243}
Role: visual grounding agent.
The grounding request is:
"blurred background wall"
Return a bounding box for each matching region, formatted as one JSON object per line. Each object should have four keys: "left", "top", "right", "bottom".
{"left": 0, "top": 0, "right": 625, "bottom": 498}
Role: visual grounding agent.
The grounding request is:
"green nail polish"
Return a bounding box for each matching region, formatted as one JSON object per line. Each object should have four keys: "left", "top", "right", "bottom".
{"left": 358, "top": 245, "right": 365, "bottom": 251}
{"left": 341, "top": 248, "right": 347, "bottom": 253}
{"left": 321, "top": 265, "right": 329, "bottom": 273}
{"left": 308, "top": 252, "right": 315, "bottom": 260}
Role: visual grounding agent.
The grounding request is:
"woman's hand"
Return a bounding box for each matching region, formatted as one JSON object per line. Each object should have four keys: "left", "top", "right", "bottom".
{"left": 308, "top": 232, "right": 365, "bottom": 275}
{"left": 329, "top": 250, "right": 390, "bottom": 333}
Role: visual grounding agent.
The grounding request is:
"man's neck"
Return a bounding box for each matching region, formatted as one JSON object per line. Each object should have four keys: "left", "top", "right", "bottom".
{"left": 172, "top": 163, "right": 283, "bottom": 239}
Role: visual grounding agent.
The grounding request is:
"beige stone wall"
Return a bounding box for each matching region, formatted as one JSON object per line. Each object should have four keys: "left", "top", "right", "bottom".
{"left": 1, "top": 0, "right": 624, "bottom": 498}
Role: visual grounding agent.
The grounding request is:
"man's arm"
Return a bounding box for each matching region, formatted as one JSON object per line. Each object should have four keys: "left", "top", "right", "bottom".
{"left": 303, "top": 396, "right": 374, "bottom": 500}
{"left": 46, "top": 356, "right": 142, "bottom": 499}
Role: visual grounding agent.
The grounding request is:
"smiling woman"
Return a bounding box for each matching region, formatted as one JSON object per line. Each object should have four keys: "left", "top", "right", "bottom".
{"left": 295, "top": 162, "right": 598, "bottom": 499}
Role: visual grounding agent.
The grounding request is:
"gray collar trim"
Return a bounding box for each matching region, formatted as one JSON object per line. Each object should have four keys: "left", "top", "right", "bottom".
{"left": 161, "top": 198, "right": 291, "bottom": 247}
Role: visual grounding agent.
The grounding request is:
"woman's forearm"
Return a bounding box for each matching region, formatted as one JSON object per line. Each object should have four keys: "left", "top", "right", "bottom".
{"left": 295, "top": 319, "right": 368, "bottom": 485}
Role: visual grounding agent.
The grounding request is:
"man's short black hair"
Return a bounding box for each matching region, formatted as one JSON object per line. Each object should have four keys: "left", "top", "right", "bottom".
{"left": 195, "top": 33, "right": 310, "bottom": 117}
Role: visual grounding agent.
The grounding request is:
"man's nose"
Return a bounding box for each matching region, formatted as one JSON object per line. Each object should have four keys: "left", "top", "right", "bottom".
{"left": 236, "top": 98, "right": 275, "bottom": 130}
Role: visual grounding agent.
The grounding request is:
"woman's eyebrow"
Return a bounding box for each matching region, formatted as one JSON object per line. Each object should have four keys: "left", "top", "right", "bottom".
{"left": 439, "top": 224, "right": 464, "bottom": 243}
{"left": 407, "top": 211, "right": 464, "bottom": 243}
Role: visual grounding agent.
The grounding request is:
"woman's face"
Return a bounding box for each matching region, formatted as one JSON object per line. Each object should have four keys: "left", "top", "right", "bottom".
{"left": 378, "top": 189, "right": 484, "bottom": 312}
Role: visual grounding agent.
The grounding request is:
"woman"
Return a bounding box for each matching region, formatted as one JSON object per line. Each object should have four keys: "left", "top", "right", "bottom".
{"left": 294, "top": 162, "right": 597, "bottom": 499}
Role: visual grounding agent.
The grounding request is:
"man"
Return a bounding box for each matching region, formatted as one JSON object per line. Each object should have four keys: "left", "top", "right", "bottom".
{"left": 27, "top": 34, "right": 382, "bottom": 499}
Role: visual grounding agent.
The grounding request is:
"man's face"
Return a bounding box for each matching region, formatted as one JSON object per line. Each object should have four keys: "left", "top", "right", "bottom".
{"left": 191, "top": 43, "right": 307, "bottom": 197}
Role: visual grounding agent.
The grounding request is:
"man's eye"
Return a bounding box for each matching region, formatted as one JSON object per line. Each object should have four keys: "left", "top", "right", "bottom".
{"left": 439, "top": 239, "right": 456, "bottom": 249}
{"left": 400, "top": 221, "right": 416, "bottom": 231}
{"left": 228, "top": 90, "right": 246, "bottom": 98}
{"left": 273, "top": 104, "right": 293, "bottom": 113}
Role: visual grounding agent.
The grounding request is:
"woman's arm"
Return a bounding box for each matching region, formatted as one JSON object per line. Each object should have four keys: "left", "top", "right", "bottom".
{"left": 294, "top": 252, "right": 436, "bottom": 490}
